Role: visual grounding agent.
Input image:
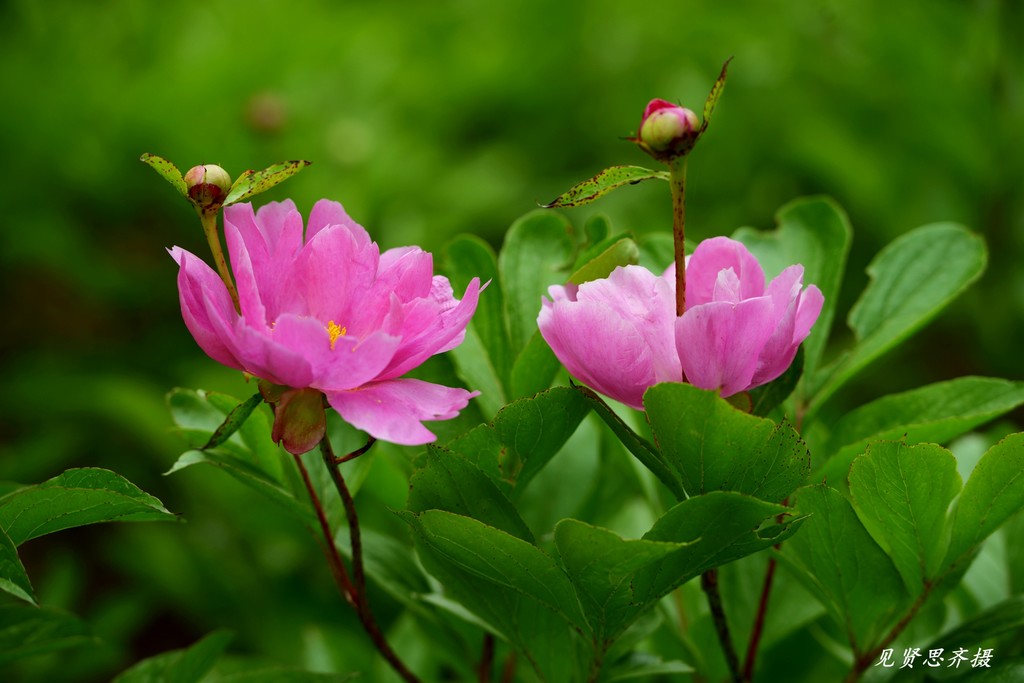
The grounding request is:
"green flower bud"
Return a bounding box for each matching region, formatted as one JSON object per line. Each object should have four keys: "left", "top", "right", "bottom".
{"left": 184, "top": 164, "right": 232, "bottom": 210}
{"left": 634, "top": 99, "right": 701, "bottom": 161}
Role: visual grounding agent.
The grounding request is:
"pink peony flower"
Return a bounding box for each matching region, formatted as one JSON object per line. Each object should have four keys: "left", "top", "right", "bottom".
{"left": 171, "top": 199, "right": 481, "bottom": 449}
{"left": 538, "top": 237, "right": 823, "bottom": 409}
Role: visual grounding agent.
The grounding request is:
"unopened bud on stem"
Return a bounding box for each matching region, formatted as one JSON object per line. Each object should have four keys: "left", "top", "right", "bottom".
{"left": 184, "top": 164, "right": 232, "bottom": 211}
{"left": 634, "top": 99, "right": 700, "bottom": 162}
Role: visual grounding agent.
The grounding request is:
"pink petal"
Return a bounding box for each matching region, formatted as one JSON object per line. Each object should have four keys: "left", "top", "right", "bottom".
{"left": 377, "top": 247, "right": 434, "bottom": 302}
{"left": 686, "top": 237, "right": 766, "bottom": 307}
{"left": 325, "top": 379, "right": 478, "bottom": 445}
{"left": 306, "top": 199, "right": 371, "bottom": 247}
{"left": 171, "top": 247, "right": 243, "bottom": 371}
{"left": 293, "top": 224, "right": 380, "bottom": 325}
{"left": 676, "top": 296, "right": 776, "bottom": 397}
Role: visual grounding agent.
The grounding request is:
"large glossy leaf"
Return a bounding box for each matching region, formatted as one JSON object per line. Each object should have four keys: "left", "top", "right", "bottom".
{"left": 733, "top": 197, "right": 852, "bottom": 384}
{"left": 113, "top": 630, "right": 232, "bottom": 683}
{"left": 0, "top": 527, "right": 34, "bottom": 603}
{"left": 541, "top": 166, "right": 668, "bottom": 209}
{"left": 946, "top": 433, "right": 1024, "bottom": 571}
{"left": 497, "top": 211, "right": 573, "bottom": 353}
{"left": 0, "top": 603, "right": 93, "bottom": 665}
{"left": 848, "top": 441, "right": 961, "bottom": 594}
{"left": 777, "top": 485, "right": 910, "bottom": 654}
{"left": 645, "top": 383, "right": 809, "bottom": 503}
{"left": 0, "top": 469, "right": 177, "bottom": 546}
{"left": 809, "top": 223, "right": 986, "bottom": 416}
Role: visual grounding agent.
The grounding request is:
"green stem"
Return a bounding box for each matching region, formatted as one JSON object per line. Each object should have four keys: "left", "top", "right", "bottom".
{"left": 197, "top": 208, "right": 240, "bottom": 312}
{"left": 701, "top": 569, "right": 741, "bottom": 683}
{"left": 843, "top": 585, "right": 933, "bottom": 683}
{"left": 669, "top": 156, "right": 688, "bottom": 317}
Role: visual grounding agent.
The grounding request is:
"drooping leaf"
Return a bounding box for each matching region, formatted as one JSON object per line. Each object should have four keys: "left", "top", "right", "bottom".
{"left": 848, "top": 441, "right": 961, "bottom": 594}
{"left": 498, "top": 211, "right": 574, "bottom": 354}
{"left": 222, "top": 160, "right": 311, "bottom": 206}
{"left": 112, "top": 630, "right": 233, "bottom": 683}
{"left": 0, "top": 603, "right": 93, "bottom": 665}
{"left": 946, "top": 433, "right": 1024, "bottom": 571}
{"left": 140, "top": 153, "right": 187, "bottom": 197}
{"left": 809, "top": 223, "right": 986, "bottom": 416}
{"left": 644, "top": 383, "right": 809, "bottom": 503}
{"left": 0, "top": 527, "right": 34, "bottom": 603}
{"left": 777, "top": 485, "right": 910, "bottom": 654}
{"left": 819, "top": 376, "right": 1024, "bottom": 482}
{"left": 202, "top": 392, "right": 263, "bottom": 450}
{"left": 541, "top": 166, "right": 668, "bottom": 209}
{"left": 0, "top": 469, "right": 177, "bottom": 546}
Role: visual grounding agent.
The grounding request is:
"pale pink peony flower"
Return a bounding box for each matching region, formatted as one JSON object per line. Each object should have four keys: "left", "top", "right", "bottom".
{"left": 171, "top": 199, "right": 481, "bottom": 448}
{"left": 538, "top": 237, "right": 823, "bottom": 409}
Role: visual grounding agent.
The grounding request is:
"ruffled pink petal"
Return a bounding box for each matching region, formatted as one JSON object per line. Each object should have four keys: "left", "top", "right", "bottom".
{"left": 306, "top": 199, "right": 371, "bottom": 247}
{"left": 171, "top": 247, "right": 243, "bottom": 371}
{"left": 539, "top": 297, "right": 657, "bottom": 410}
{"left": 293, "top": 224, "right": 380, "bottom": 325}
{"left": 676, "top": 296, "right": 776, "bottom": 397}
{"left": 795, "top": 284, "right": 824, "bottom": 343}
{"left": 686, "top": 237, "right": 766, "bottom": 307}
{"left": 225, "top": 318, "right": 315, "bottom": 389}
{"left": 325, "top": 379, "right": 478, "bottom": 445}
{"left": 377, "top": 247, "right": 434, "bottom": 302}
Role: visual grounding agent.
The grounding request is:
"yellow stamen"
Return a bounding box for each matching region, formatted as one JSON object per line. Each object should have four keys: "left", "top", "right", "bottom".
{"left": 327, "top": 321, "right": 347, "bottom": 350}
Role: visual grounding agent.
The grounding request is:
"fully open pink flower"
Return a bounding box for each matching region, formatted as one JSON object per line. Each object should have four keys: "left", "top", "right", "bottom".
{"left": 538, "top": 237, "right": 823, "bottom": 409}
{"left": 171, "top": 199, "right": 481, "bottom": 447}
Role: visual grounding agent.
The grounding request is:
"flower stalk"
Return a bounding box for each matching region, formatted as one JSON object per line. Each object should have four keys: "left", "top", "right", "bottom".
{"left": 196, "top": 207, "right": 240, "bottom": 312}
{"left": 669, "top": 156, "right": 688, "bottom": 317}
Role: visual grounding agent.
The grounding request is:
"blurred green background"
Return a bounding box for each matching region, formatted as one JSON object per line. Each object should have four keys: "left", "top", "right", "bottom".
{"left": 1, "top": 0, "right": 1021, "bottom": 680}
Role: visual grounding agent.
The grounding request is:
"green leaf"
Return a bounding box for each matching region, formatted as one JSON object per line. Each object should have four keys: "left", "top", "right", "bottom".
{"left": 140, "top": 153, "right": 187, "bottom": 197}
{"left": 946, "top": 433, "right": 1024, "bottom": 570}
{"left": 700, "top": 57, "right": 732, "bottom": 134}
{"left": 575, "top": 384, "right": 685, "bottom": 500}
{"left": 819, "top": 377, "right": 1024, "bottom": 483}
{"left": 541, "top": 166, "right": 668, "bottom": 209}
{"left": 809, "top": 223, "right": 986, "bottom": 415}
{"left": 633, "top": 492, "right": 805, "bottom": 605}
{"left": 0, "top": 468, "right": 177, "bottom": 546}
{"left": 445, "top": 235, "right": 512, "bottom": 399}
{"left": 748, "top": 346, "right": 804, "bottom": 417}
{"left": 113, "top": 630, "right": 233, "bottom": 683}
{"left": 407, "top": 446, "right": 534, "bottom": 543}
{"left": 554, "top": 519, "right": 689, "bottom": 641}
{"left": 928, "top": 595, "right": 1024, "bottom": 651}
{"left": 0, "top": 603, "right": 93, "bottom": 665}
{"left": 568, "top": 237, "right": 639, "bottom": 285}
{"left": 0, "top": 526, "right": 34, "bottom": 603}
{"left": 202, "top": 392, "right": 263, "bottom": 450}
{"left": 777, "top": 484, "right": 909, "bottom": 653}
{"left": 733, "top": 196, "right": 852, "bottom": 384}
{"left": 645, "top": 383, "right": 809, "bottom": 503}
{"left": 403, "top": 510, "right": 587, "bottom": 681}
{"left": 509, "top": 329, "right": 561, "bottom": 400}
{"left": 222, "top": 160, "right": 311, "bottom": 206}
{"left": 498, "top": 211, "right": 574, "bottom": 353}
{"left": 448, "top": 325, "right": 506, "bottom": 416}
{"left": 217, "top": 668, "right": 355, "bottom": 682}
{"left": 848, "top": 441, "right": 961, "bottom": 594}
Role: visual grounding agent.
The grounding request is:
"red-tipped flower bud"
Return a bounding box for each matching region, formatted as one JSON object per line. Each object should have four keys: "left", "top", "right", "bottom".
{"left": 635, "top": 99, "right": 701, "bottom": 161}
{"left": 184, "top": 164, "right": 232, "bottom": 210}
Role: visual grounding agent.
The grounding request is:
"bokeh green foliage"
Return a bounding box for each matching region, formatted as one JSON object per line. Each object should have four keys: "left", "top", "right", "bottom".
{"left": 1, "top": 0, "right": 1022, "bottom": 680}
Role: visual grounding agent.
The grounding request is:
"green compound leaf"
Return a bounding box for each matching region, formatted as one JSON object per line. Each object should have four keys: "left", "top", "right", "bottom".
{"left": 645, "top": 383, "right": 809, "bottom": 503}
{"left": 946, "top": 432, "right": 1024, "bottom": 571}
{"left": 0, "top": 468, "right": 177, "bottom": 546}
{"left": 809, "top": 223, "right": 986, "bottom": 417}
{"left": 140, "top": 153, "right": 187, "bottom": 197}
{"left": 819, "top": 376, "right": 1024, "bottom": 483}
{"left": 848, "top": 441, "right": 961, "bottom": 595}
{"left": 222, "top": 160, "right": 311, "bottom": 206}
{"left": 0, "top": 526, "right": 34, "bottom": 603}
{"left": 0, "top": 603, "right": 94, "bottom": 665}
{"left": 541, "top": 166, "right": 668, "bottom": 209}
{"left": 112, "top": 630, "right": 233, "bottom": 683}
{"left": 777, "top": 484, "right": 910, "bottom": 654}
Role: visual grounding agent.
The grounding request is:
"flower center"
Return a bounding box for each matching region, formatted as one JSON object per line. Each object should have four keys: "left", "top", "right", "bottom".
{"left": 327, "top": 320, "right": 347, "bottom": 350}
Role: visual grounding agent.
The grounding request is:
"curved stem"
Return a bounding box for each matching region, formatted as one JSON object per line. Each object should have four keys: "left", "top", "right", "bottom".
{"left": 701, "top": 569, "right": 742, "bottom": 683}
{"left": 742, "top": 557, "right": 777, "bottom": 682}
{"left": 197, "top": 208, "right": 240, "bottom": 312}
{"left": 669, "top": 157, "right": 688, "bottom": 317}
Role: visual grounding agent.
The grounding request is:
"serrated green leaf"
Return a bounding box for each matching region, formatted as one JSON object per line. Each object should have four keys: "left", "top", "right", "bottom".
{"left": 809, "top": 223, "right": 986, "bottom": 416}
{"left": 140, "top": 153, "right": 187, "bottom": 197}
{"left": 700, "top": 57, "right": 732, "bottom": 134}
{"left": 568, "top": 237, "right": 640, "bottom": 285}
{"left": 541, "top": 166, "right": 668, "bottom": 209}
{"left": 407, "top": 446, "right": 533, "bottom": 542}
{"left": 733, "top": 197, "right": 852, "bottom": 387}
{"left": 0, "top": 468, "right": 176, "bottom": 546}
{"left": 574, "top": 384, "right": 684, "bottom": 499}
{"left": 509, "top": 329, "right": 561, "bottom": 399}
{"left": 498, "top": 211, "right": 574, "bottom": 353}
{"left": 222, "top": 160, "right": 311, "bottom": 206}
{"left": 0, "top": 526, "right": 34, "bottom": 603}
{"left": 113, "top": 630, "right": 233, "bottom": 683}
{"left": 946, "top": 433, "right": 1024, "bottom": 570}
{"left": 644, "top": 383, "right": 809, "bottom": 503}
{"left": 819, "top": 377, "right": 1024, "bottom": 483}
{"left": 777, "top": 485, "right": 910, "bottom": 653}
{"left": 201, "top": 392, "right": 263, "bottom": 450}
{"left": 848, "top": 441, "right": 961, "bottom": 594}
{"left": 0, "top": 603, "right": 93, "bottom": 665}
